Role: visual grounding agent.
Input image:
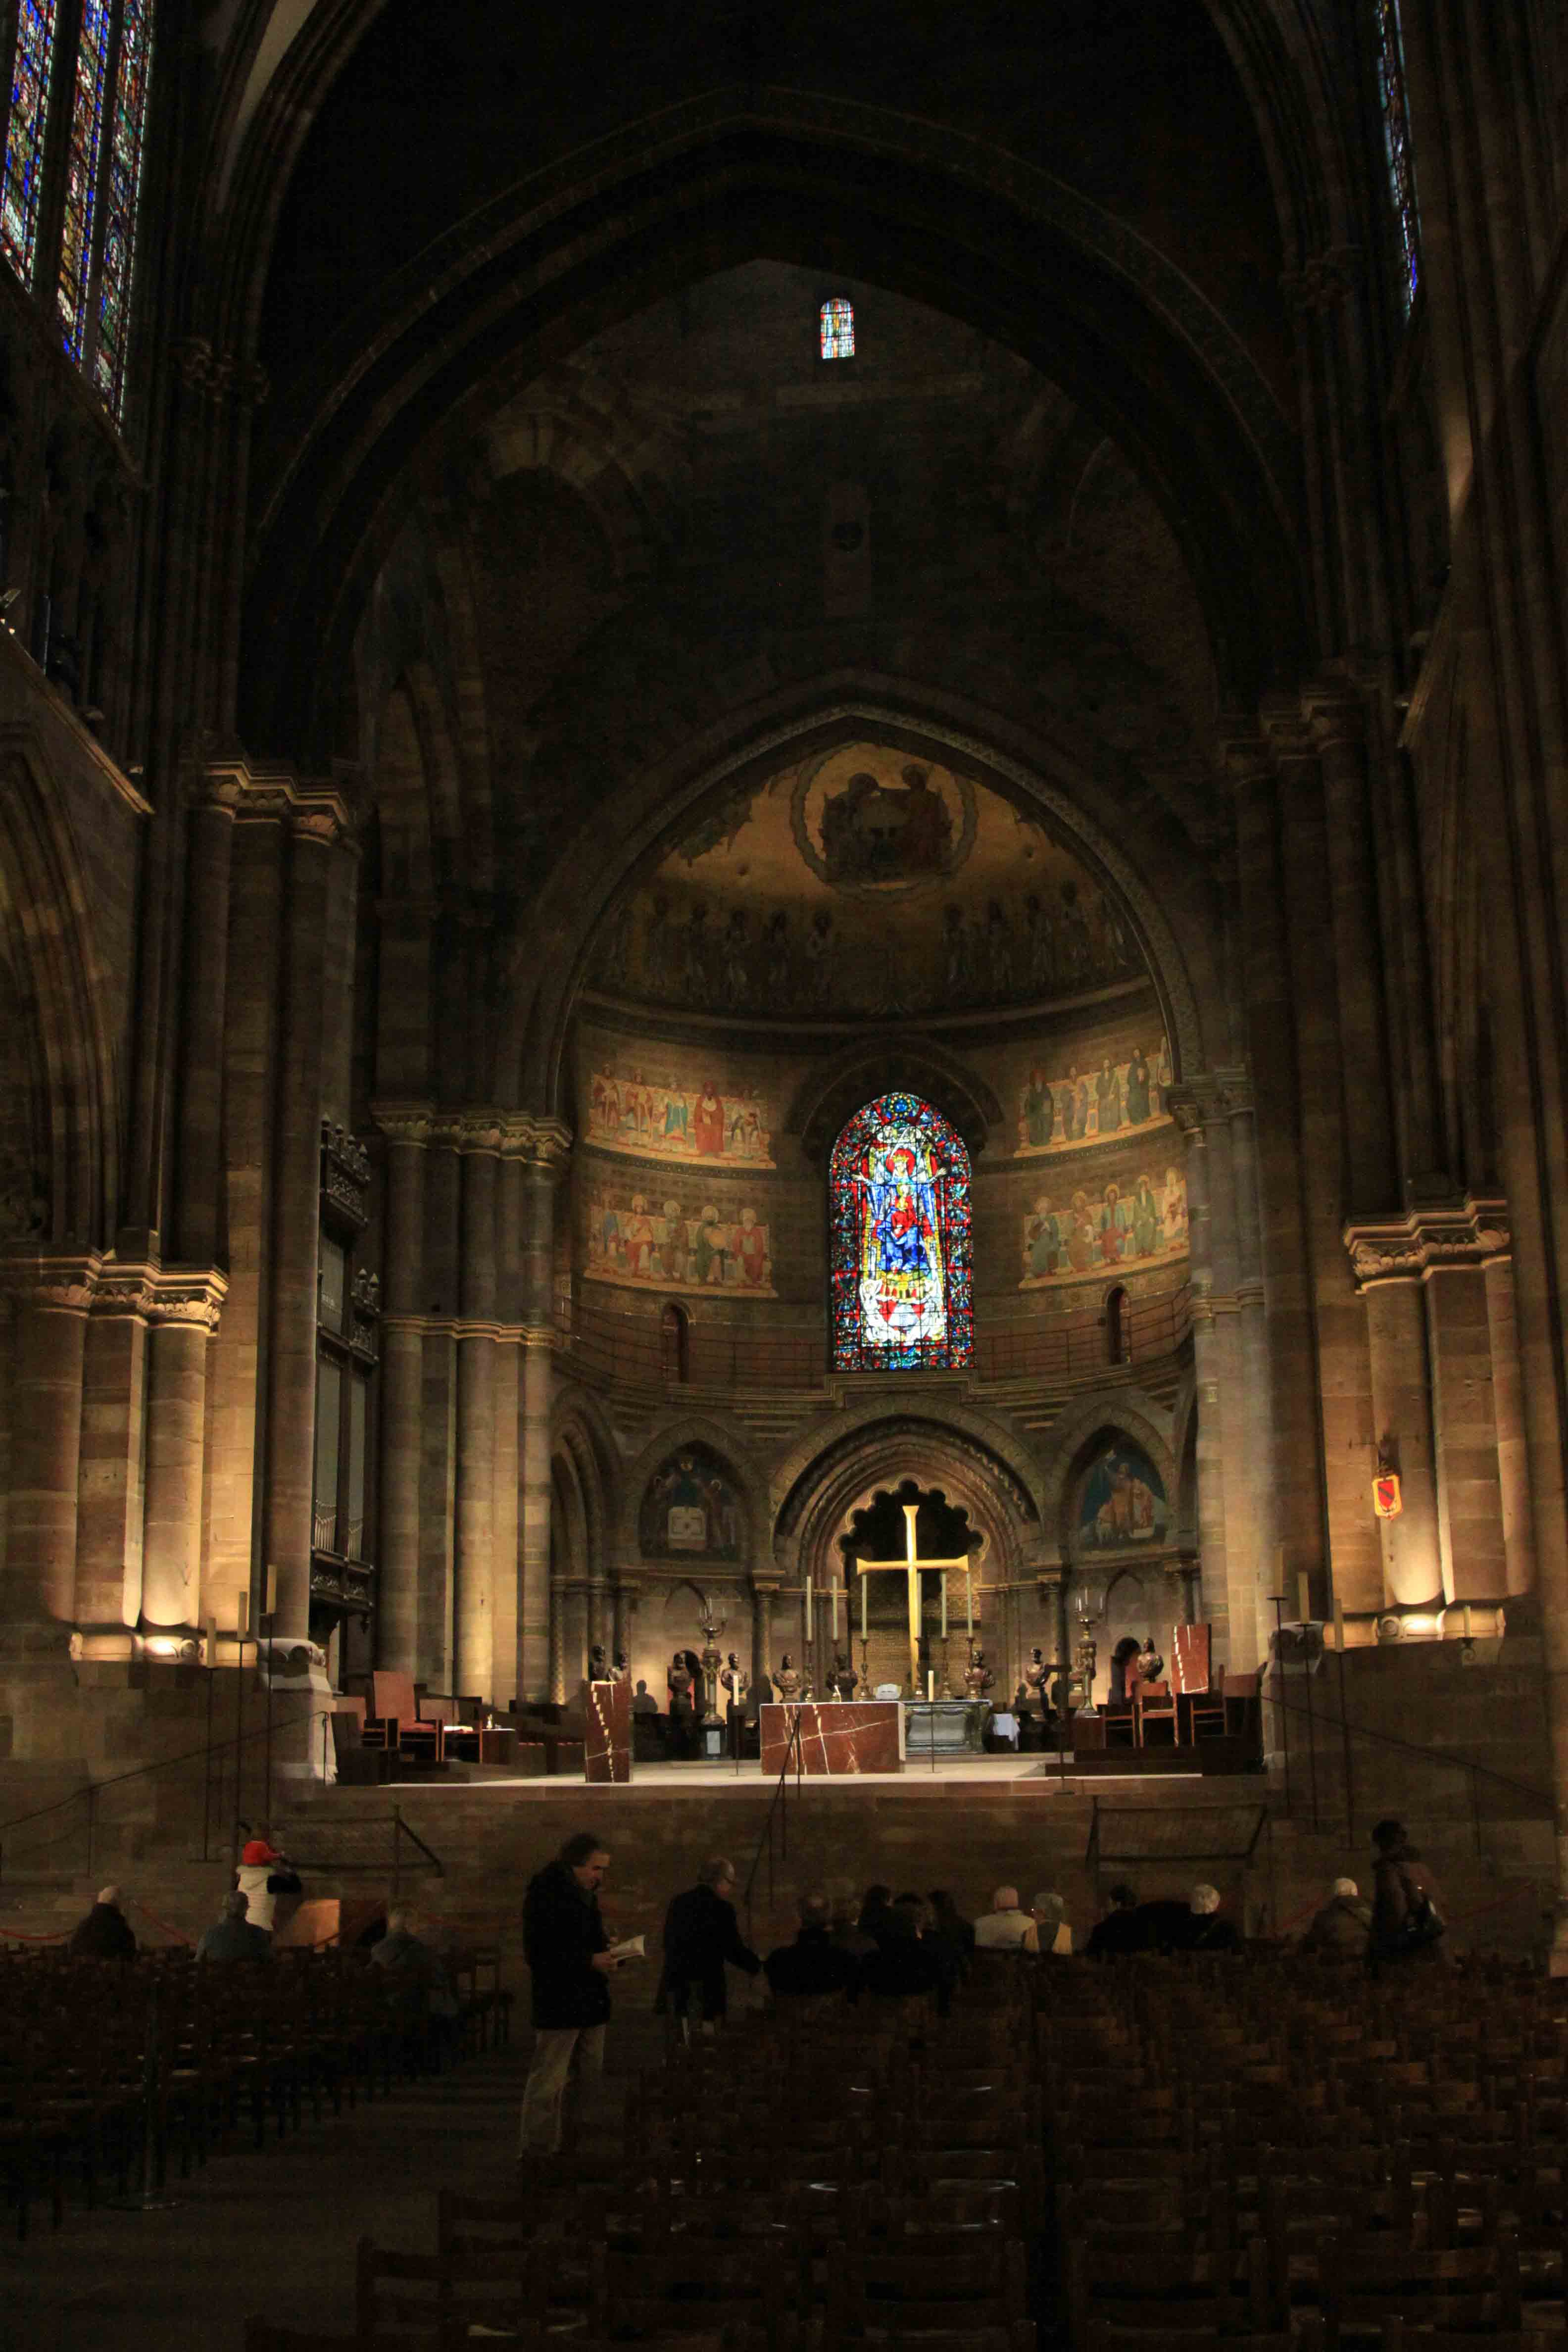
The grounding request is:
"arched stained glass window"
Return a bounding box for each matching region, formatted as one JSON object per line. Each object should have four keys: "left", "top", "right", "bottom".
{"left": 1374, "top": 0, "right": 1420, "bottom": 313}
{"left": 91, "top": 0, "right": 152, "bottom": 414}
{"left": 57, "top": 0, "right": 112, "bottom": 366}
{"left": 1, "top": 0, "right": 61, "bottom": 284}
{"left": 830, "top": 1092, "right": 973, "bottom": 1372}
{"left": 820, "top": 296, "right": 855, "bottom": 360}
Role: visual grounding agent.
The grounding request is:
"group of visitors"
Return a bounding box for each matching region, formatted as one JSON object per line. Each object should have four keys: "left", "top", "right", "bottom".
{"left": 63, "top": 1833, "right": 306, "bottom": 1963}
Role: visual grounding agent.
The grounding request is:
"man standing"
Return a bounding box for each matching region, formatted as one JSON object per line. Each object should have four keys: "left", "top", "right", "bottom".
{"left": 656, "top": 1855, "right": 761, "bottom": 2035}
{"left": 519, "top": 1833, "right": 616, "bottom": 2160}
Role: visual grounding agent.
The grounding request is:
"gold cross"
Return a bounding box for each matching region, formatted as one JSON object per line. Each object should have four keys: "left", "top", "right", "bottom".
{"left": 854, "top": 1502, "right": 974, "bottom": 1693}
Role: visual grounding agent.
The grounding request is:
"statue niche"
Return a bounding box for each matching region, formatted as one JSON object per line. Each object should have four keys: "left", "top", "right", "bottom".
{"left": 638, "top": 1445, "right": 744, "bottom": 1560}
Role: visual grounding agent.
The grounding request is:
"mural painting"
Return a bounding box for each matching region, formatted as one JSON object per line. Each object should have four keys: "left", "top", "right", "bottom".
{"left": 639, "top": 1453, "right": 744, "bottom": 1558}
{"left": 792, "top": 757, "right": 975, "bottom": 891}
{"left": 1016, "top": 1040, "right": 1173, "bottom": 1155}
{"left": 586, "top": 1180, "right": 775, "bottom": 1296}
{"left": 1078, "top": 1442, "right": 1169, "bottom": 1549}
{"left": 585, "top": 1065, "right": 773, "bottom": 1168}
{"left": 1021, "top": 1166, "right": 1188, "bottom": 1288}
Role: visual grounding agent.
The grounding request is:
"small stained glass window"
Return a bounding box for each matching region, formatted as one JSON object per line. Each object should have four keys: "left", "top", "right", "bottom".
{"left": 1, "top": 0, "right": 60, "bottom": 284}
{"left": 1374, "top": 0, "right": 1420, "bottom": 314}
{"left": 57, "top": 0, "right": 112, "bottom": 366}
{"left": 820, "top": 296, "right": 855, "bottom": 360}
{"left": 92, "top": 0, "right": 152, "bottom": 416}
{"left": 830, "top": 1092, "right": 973, "bottom": 1372}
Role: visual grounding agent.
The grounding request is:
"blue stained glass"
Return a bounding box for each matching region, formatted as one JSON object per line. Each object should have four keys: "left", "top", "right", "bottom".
{"left": 57, "top": 0, "right": 111, "bottom": 363}
{"left": 93, "top": 0, "right": 152, "bottom": 416}
{"left": 820, "top": 296, "right": 855, "bottom": 360}
{"left": 1, "top": 0, "right": 59, "bottom": 284}
{"left": 830, "top": 1092, "right": 973, "bottom": 1372}
{"left": 1375, "top": 0, "right": 1420, "bottom": 313}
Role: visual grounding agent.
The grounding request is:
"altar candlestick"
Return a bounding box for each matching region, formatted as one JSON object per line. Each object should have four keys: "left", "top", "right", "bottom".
{"left": 927, "top": 1669, "right": 935, "bottom": 1701}
{"left": 1297, "top": 1569, "right": 1311, "bottom": 1624}
{"left": 861, "top": 1572, "right": 868, "bottom": 1639}
{"left": 940, "top": 1575, "right": 947, "bottom": 1639}
{"left": 830, "top": 1579, "right": 840, "bottom": 1641}
{"left": 966, "top": 1568, "right": 974, "bottom": 1637}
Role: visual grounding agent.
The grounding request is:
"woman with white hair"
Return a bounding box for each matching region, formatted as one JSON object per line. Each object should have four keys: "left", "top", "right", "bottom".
{"left": 1024, "top": 1892, "right": 1073, "bottom": 1956}
{"left": 1299, "top": 1875, "right": 1372, "bottom": 1959}
{"left": 1182, "top": 1883, "right": 1241, "bottom": 1953}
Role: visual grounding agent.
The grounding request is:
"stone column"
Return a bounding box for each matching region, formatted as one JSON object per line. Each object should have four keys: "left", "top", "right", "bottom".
{"left": 173, "top": 777, "right": 239, "bottom": 1268}
{"left": 1344, "top": 1236, "right": 1442, "bottom": 1610}
{"left": 262, "top": 797, "right": 352, "bottom": 1640}
{"left": 490, "top": 1145, "right": 524, "bottom": 1709}
{"left": 454, "top": 1118, "right": 500, "bottom": 1702}
{"left": 419, "top": 1122, "right": 461, "bottom": 1688}
{"left": 1229, "top": 1095, "right": 1276, "bottom": 1664}
{"left": 517, "top": 1123, "right": 570, "bottom": 1702}
{"left": 141, "top": 1273, "right": 227, "bottom": 1635}
{"left": 75, "top": 1269, "right": 151, "bottom": 1648}
{"left": 2, "top": 1255, "right": 99, "bottom": 1637}
{"left": 1485, "top": 1253, "right": 1537, "bottom": 1598}
{"left": 1169, "top": 1097, "right": 1231, "bottom": 1664}
{"left": 372, "top": 1105, "right": 430, "bottom": 1673}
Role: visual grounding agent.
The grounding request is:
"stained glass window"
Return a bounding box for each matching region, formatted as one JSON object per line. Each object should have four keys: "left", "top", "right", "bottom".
{"left": 92, "top": 0, "right": 152, "bottom": 415}
{"left": 57, "top": 0, "right": 111, "bottom": 366}
{"left": 830, "top": 1092, "right": 973, "bottom": 1372}
{"left": 1, "top": 0, "right": 60, "bottom": 284}
{"left": 1375, "top": 0, "right": 1420, "bottom": 314}
{"left": 820, "top": 296, "right": 855, "bottom": 360}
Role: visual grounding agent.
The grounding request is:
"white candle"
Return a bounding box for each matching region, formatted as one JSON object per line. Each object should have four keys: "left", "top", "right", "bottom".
{"left": 861, "top": 1571, "right": 868, "bottom": 1640}
{"left": 940, "top": 1575, "right": 947, "bottom": 1639}
{"left": 1297, "top": 1570, "right": 1311, "bottom": 1623}
{"left": 805, "top": 1575, "right": 812, "bottom": 1641}
{"left": 966, "top": 1569, "right": 974, "bottom": 1637}
{"left": 927, "top": 1669, "right": 935, "bottom": 1701}
{"left": 831, "top": 1579, "right": 840, "bottom": 1640}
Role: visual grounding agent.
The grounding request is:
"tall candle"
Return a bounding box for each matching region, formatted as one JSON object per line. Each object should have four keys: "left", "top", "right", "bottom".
{"left": 927, "top": 1669, "right": 935, "bottom": 1701}
{"left": 831, "top": 1579, "right": 840, "bottom": 1640}
{"left": 805, "top": 1576, "right": 812, "bottom": 1654}
{"left": 940, "top": 1575, "right": 947, "bottom": 1639}
{"left": 1297, "top": 1570, "right": 1311, "bottom": 1623}
{"left": 966, "top": 1568, "right": 974, "bottom": 1637}
{"left": 1333, "top": 1597, "right": 1346, "bottom": 1653}
{"left": 861, "top": 1571, "right": 868, "bottom": 1639}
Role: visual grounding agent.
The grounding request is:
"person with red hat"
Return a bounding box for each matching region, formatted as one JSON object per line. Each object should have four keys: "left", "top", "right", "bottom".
{"left": 235, "top": 1835, "right": 303, "bottom": 1937}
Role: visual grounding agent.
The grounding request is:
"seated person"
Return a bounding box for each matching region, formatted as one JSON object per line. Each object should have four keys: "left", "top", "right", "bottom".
{"left": 1085, "top": 1882, "right": 1144, "bottom": 1959}
{"left": 369, "top": 1904, "right": 460, "bottom": 2020}
{"left": 856, "top": 1883, "right": 895, "bottom": 1943}
{"left": 1300, "top": 1875, "right": 1372, "bottom": 1960}
{"left": 1180, "top": 1882, "right": 1241, "bottom": 1954}
{"left": 196, "top": 1889, "right": 272, "bottom": 1962}
{"left": 631, "top": 1680, "right": 658, "bottom": 1715}
{"left": 973, "top": 1883, "right": 1033, "bottom": 1950}
{"left": 1023, "top": 1890, "right": 1073, "bottom": 1955}
{"left": 858, "top": 1899, "right": 945, "bottom": 2011}
{"left": 927, "top": 1888, "right": 975, "bottom": 1979}
{"left": 765, "top": 1892, "right": 860, "bottom": 2001}
{"left": 68, "top": 1884, "right": 137, "bottom": 1959}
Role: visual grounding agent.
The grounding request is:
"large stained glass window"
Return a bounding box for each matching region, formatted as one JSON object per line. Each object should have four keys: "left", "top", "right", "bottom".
{"left": 1374, "top": 0, "right": 1420, "bottom": 314}
{"left": 830, "top": 1092, "right": 973, "bottom": 1372}
{"left": 57, "top": 0, "right": 112, "bottom": 368}
{"left": 820, "top": 296, "right": 855, "bottom": 360}
{"left": 1, "top": 0, "right": 60, "bottom": 284}
{"left": 92, "top": 0, "right": 152, "bottom": 414}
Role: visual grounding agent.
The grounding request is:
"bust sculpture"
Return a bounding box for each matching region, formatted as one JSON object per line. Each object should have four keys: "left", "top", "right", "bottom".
{"left": 775, "top": 1651, "right": 803, "bottom": 1703}
{"left": 720, "top": 1651, "right": 746, "bottom": 1711}
{"left": 588, "top": 1642, "right": 609, "bottom": 1682}
{"left": 828, "top": 1651, "right": 858, "bottom": 1701}
{"left": 1023, "top": 1646, "right": 1048, "bottom": 1711}
{"left": 963, "top": 1650, "right": 994, "bottom": 1701}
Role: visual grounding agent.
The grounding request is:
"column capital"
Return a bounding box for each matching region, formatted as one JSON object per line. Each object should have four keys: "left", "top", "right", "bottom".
{"left": 459, "top": 1113, "right": 504, "bottom": 1156}
{"left": 371, "top": 1099, "right": 435, "bottom": 1147}
{"left": 1, "top": 1247, "right": 103, "bottom": 1310}
{"left": 205, "top": 751, "right": 356, "bottom": 848}
{"left": 501, "top": 1115, "right": 573, "bottom": 1170}
{"left": 1344, "top": 1192, "right": 1511, "bottom": 1288}
{"left": 1167, "top": 1069, "right": 1251, "bottom": 1136}
{"left": 147, "top": 1266, "right": 228, "bottom": 1332}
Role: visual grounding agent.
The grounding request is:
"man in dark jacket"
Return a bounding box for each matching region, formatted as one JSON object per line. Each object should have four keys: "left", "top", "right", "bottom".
{"left": 657, "top": 1855, "right": 760, "bottom": 2032}
{"left": 196, "top": 1889, "right": 272, "bottom": 1962}
{"left": 68, "top": 1885, "right": 137, "bottom": 1958}
{"left": 518, "top": 1832, "right": 616, "bottom": 2158}
{"left": 765, "top": 1892, "right": 860, "bottom": 2002}
{"left": 1085, "top": 1883, "right": 1145, "bottom": 1959}
{"left": 859, "top": 1898, "right": 947, "bottom": 2012}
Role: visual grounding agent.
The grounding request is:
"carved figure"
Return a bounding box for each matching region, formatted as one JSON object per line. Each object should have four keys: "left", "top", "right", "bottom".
{"left": 963, "top": 1650, "right": 994, "bottom": 1701}
{"left": 775, "top": 1652, "right": 803, "bottom": 1703}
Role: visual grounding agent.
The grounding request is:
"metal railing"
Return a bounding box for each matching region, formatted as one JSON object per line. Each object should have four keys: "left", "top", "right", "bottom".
{"left": 556, "top": 1281, "right": 1192, "bottom": 1397}
{"left": 741, "top": 1707, "right": 805, "bottom": 1940}
{"left": 1264, "top": 1654, "right": 1553, "bottom": 1857}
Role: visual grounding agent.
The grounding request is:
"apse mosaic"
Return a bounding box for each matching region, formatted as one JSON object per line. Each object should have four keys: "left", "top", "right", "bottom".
{"left": 1021, "top": 1165, "right": 1188, "bottom": 1289}
{"left": 584, "top": 1064, "right": 773, "bottom": 1169}
{"left": 639, "top": 1452, "right": 744, "bottom": 1558}
{"left": 588, "top": 739, "right": 1146, "bottom": 1020}
{"left": 1077, "top": 1442, "right": 1169, "bottom": 1549}
{"left": 585, "top": 1179, "right": 775, "bottom": 1296}
{"left": 830, "top": 1093, "right": 973, "bottom": 1372}
{"left": 1016, "top": 1040, "right": 1173, "bottom": 1155}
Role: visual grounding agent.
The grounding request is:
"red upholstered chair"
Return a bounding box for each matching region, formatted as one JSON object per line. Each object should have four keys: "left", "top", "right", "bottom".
{"left": 1133, "top": 1679, "right": 1177, "bottom": 1747}
{"left": 364, "top": 1670, "right": 440, "bottom": 1762}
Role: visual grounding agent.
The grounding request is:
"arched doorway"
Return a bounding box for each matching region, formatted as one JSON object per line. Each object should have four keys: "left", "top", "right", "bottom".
{"left": 837, "top": 1479, "right": 984, "bottom": 1697}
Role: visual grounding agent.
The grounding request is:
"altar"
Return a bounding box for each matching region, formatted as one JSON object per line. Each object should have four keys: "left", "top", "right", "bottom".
{"left": 904, "top": 1698, "right": 991, "bottom": 1756}
{"left": 759, "top": 1700, "right": 902, "bottom": 1775}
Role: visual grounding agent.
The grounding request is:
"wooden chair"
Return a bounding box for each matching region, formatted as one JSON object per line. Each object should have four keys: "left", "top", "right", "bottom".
{"left": 362, "top": 1670, "right": 440, "bottom": 1762}
{"left": 1185, "top": 1667, "right": 1227, "bottom": 1742}
{"left": 1133, "top": 1678, "right": 1177, "bottom": 1746}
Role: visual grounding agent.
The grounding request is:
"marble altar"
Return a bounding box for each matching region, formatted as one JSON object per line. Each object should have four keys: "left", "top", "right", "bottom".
{"left": 759, "top": 1700, "right": 902, "bottom": 1775}
{"left": 584, "top": 1677, "right": 632, "bottom": 1783}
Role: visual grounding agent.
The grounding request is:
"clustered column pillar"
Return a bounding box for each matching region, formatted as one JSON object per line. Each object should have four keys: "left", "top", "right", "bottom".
{"left": 140, "top": 1274, "right": 227, "bottom": 1636}
{"left": 490, "top": 1136, "right": 525, "bottom": 1709}
{"left": 2, "top": 1254, "right": 99, "bottom": 1642}
{"left": 372, "top": 1104, "right": 430, "bottom": 1673}
{"left": 1169, "top": 1095, "right": 1232, "bottom": 1665}
{"left": 454, "top": 1119, "right": 500, "bottom": 1702}
{"left": 518, "top": 1126, "right": 569, "bottom": 1702}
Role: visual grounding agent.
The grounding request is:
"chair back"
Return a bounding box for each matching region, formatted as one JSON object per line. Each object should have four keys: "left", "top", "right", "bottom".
{"left": 371, "top": 1668, "right": 418, "bottom": 1723}
{"left": 1171, "top": 1622, "right": 1211, "bottom": 1694}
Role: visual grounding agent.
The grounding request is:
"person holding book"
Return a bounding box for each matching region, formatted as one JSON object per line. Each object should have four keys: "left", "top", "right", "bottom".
{"left": 519, "top": 1831, "right": 628, "bottom": 2160}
